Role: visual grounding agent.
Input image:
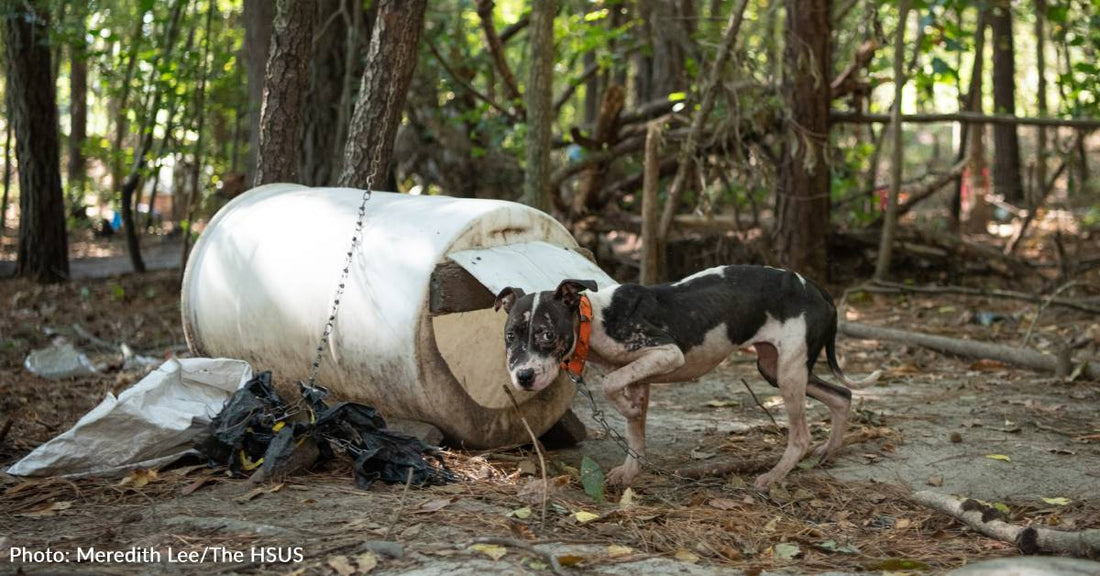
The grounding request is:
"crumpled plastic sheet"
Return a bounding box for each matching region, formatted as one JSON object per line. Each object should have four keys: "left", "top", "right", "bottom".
{"left": 199, "top": 372, "right": 454, "bottom": 488}
{"left": 6, "top": 358, "right": 252, "bottom": 477}
{"left": 23, "top": 340, "right": 97, "bottom": 380}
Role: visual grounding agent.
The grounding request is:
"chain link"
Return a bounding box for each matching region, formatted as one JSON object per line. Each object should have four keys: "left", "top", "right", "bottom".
{"left": 567, "top": 372, "right": 666, "bottom": 476}
{"left": 306, "top": 49, "right": 408, "bottom": 388}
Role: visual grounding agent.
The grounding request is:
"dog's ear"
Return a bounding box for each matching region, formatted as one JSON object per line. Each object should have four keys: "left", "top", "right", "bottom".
{"left": 494, "top": 287, "right": 525, "bottom": 313}
{"left": 553, "top": 279, "right": 598, "bottom": 308}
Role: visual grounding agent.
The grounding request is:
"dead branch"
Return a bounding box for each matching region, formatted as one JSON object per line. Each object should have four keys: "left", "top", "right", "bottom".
{"left": 640, "top": 123, "right": 661, "bottom": 285}
{"left": 573, "top": 84, "right": 625, "bottom": 214}
{"left": 859, "top": 280, "right": 1100, "bottom": 314}
{"left": 475, "top": 0, "right": 522, "bottom": 103}
{"left": 870, "top": 158, "right": 969, "bottom": 226}
{"left": 1006, "top": 133, "right": 1081, "bottom": 254}
{"left": 468, "top": 537, "right": 566, "bottom": 575}
{"left": 498, "top": 13, "right": 529, "bottom": 43}
{"left": 912, "top": 490, "right": 1100, "bottom": 557}
{"left": 831, "top": 39, "right": 879, "bottom": 100}
{"left": 833, "top": 110, "right": 1100, "bottom": 129}
{"left": 657, "top": 0, "right": 751, "bottom": 246}
{"left": 839, "top": 321, "right": 1100, "bottom": 380}
{"left": 554, "top": 60, "right": 600, "bottom": 113}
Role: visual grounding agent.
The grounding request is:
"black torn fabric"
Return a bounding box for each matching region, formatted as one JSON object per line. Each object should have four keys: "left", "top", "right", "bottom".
{"left": 198, "top": 371, "right": 453, "bottom": 487}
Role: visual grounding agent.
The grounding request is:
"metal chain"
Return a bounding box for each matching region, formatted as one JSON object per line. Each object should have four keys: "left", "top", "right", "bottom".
{"left": 567, "top": 372, "right": 667, "bottom": 476}
{"left": 305, "top": 49, "right": 408, "bottom": 388}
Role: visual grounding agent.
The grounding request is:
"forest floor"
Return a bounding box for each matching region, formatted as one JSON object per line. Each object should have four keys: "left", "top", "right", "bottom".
{"left": 1, "top": 231, "right": 1099, "bottom": 575}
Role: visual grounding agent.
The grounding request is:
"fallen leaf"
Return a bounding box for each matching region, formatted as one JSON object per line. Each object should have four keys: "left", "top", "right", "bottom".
{"left": 673, "top": 549, "right": 699, "bottom": 564}
{"left": 895, "top": 517, "right": 912, "bottom": 529}
{"left": 17, "top": 500, "right": 72, "bottom": 518}
{"left": 327, "top": 556, "right": 356, "bottom": 576}
{"left": 1042, "top": 497, "right": 1071, "bottom": 506}
{"left": 557, "top": 555, "right": 586, "bottom": 566}
{"left": 969, "top": 359, "right": 1007, "bottom": 371}
{"left": 690, "top": 448, "right": 716, "bottom": 460}
{"left": 773, "top": 542, "right": 801, "bottom": 560}
{"left": 353, "top": 552, "right": 378, "bottom": 573}
{"left": 469, "top": 543, "right": 507, "bottom": 561}
{"left": 708, "top": 498, "right": 739, "bottom": 511}
{"left": 509, "top": 520, "right": 536, "bottom": 540}
{"left": 619, "top": 487, "right": 636, "bottom": 510}
{"left": 927, "top": 475, "right": 943, "bottom": 487}
{"left": 400, "top": 524, "right": 422, "bottom": 539}
{"left": 704, "top": 399, "right": 739, "bottom": 408}
{"left": 573, "top": 510, "right": 600, "bottom": 524}
{"left": 607, "top": 545, "right": 633, "bottom": 558}
{"left": 763, "top": 517, "right": 779, "bottom": 532}
{"left": 985, "top": 454, "right": 1012, "bottom": 462}
{"left": 507, "top": 506, "right": 533, "bottom": 519}
{"left": 119, "top": 468, "right": 158, "bottom": 489}
{"left": 580, "top": 456, "right": 605, "bottom": 504}
{"left": 236, "top": 487, "right": 266, "bottom": 502}
{"left": 418, "top": 498, "right": 453, "bottom": 513}
{"left": 815, "top": 540, "right": 859, "bottom": 554}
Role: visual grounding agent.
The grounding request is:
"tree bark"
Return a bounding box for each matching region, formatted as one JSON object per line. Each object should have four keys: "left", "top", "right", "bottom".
{"left": 4, "top": 0, "right": 69, "bottom": 282}
{"left": 1, "top": 94, "right": 12, "bottom": 233}
{"left": 1034, "top": 0, "right": 1047, "bottom": 207}
{"left": 774, "top": 0, "right": 831, "bottom": 281}
{"left": 990, "top": 0, "right": 1023, "bottom": 203}
{"left": 951, "top": 10, "right": 987, "bottom": 231}
{"left": 67, "top": 6, "right": 88, "bottom": 213}
{"left": 337, "top": 0, "right": 426, "bottom": 190}
{"left": 244, "top": 0, "right": 274, "bottom": 186}
{"left": 520, "top": 0, "right": 557, "bottom": 211}
{"left": 640, "top": 123, "right": 661, "bottom": 285}
{"left": 300, "top": 0, "right": 354, "bottom": 186}
{"left": 254, "top": 0, "right": 315, "bottom": 186}
{"left": 874, "top": 0, "right": 908, "bottom": 280}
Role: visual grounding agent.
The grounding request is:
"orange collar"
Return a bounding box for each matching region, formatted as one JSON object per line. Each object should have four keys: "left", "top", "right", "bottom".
{"left": 561, "top": 294, "right": 592, "bottom": 378}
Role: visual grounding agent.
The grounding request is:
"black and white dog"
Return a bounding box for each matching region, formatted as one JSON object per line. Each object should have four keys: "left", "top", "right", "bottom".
{"left": 494, "top": 265, "right": 879, "bottom": 489}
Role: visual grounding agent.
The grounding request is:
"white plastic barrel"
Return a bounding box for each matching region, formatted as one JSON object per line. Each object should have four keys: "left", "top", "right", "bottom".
{"left": 181, "top": 184, "right": 613, "bottom": 448}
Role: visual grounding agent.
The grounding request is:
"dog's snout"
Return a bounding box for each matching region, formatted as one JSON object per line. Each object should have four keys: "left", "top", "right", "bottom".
{"left": 516, "top": 368, "right": 535, "bottom": 389}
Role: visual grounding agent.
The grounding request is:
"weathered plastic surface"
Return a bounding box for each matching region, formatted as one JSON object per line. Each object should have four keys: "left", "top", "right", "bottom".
{"left": 181, "top": 184, "right": 611, "bottom": 448}
{"left": 24, "top": 341, "right": 97, "bottom": 380}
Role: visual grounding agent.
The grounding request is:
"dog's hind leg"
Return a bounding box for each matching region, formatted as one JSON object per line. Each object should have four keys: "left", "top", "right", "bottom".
{"left": 754, "top": 350, "right": 812, "bottom": 490}
{"left": 806, "top": 375, "right": 852, "bottom": 463}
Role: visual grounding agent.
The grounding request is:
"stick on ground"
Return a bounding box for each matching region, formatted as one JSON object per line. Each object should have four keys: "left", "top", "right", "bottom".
{"left": 913, "top": 490, "right": 1100, "bottom": 557}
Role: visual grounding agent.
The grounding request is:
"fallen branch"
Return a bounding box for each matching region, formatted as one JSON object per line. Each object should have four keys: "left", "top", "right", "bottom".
{"left": 839, "top": 321, "right": 1100, "bottom": 380}
{"left": 468, "top": 537, "right": 565, "bottom": 576}
{"left": 857, "top": 281, "right": 1100, "bottom": 314}
{"left": 833, "top": 110, "right": 1100, "bottom": 129}
{"left": 912, "top": 490, "right": 1100, "bottom": 557}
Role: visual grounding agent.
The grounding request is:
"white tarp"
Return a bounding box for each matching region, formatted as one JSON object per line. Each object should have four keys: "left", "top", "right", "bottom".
{"left": 6, "top": 358, "right": 252, "bottom": 477}
{"left": 447, "top": 240, "right": 615, "bottom": 294}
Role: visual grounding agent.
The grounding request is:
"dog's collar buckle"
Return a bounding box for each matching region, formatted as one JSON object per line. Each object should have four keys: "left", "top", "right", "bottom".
{"left": 561, "top": 294, "right": 592, "bottom": 378}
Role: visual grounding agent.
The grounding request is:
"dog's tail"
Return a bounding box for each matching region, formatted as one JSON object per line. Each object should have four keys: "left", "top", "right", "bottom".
{"left": 825, "top": 315, "right": 881, "bottom": 389}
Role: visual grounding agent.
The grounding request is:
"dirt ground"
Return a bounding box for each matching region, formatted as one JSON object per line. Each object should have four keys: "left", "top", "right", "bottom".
{"left": 1, "top": 232, "right": 1099, "bottom": 575}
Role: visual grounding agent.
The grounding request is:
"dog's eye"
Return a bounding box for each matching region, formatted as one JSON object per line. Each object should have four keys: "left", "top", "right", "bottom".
{"left": 536, "top": 331, "right": 554, "bottom": 344}
{"left": 505, "top": 331, "right": 516, "bottom": 344}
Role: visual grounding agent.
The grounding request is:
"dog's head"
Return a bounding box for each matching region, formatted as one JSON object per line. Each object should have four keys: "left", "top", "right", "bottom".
{"left": 493, "top": 279, "right": 598, "bottom": 392}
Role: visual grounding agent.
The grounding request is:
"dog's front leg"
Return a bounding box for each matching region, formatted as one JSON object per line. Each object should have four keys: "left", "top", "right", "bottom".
{"left": 601, "top": 345, "right": 684, "bottom": 486}
{"left": 606, "top": 383, "right": 648, "bottom": 486}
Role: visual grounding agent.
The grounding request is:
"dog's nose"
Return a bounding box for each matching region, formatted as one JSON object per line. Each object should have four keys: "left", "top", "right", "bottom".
{"left": 516, "top": 368, "right": 535, "bottom": 389}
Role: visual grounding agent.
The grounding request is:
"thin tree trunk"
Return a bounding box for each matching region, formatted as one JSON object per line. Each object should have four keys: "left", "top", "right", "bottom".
{"left": 951, "top": 9, "right": 987, "bottom": 231}
{"left": 181, "top": 0, "right": 215, "bottom": 275}
{"left": 300, "top": 0, "right": 349, "bottom": 186}
{"left": 774, "top": 0, "right": 831, "bottom": 281}
{"left": 119, "top": 0, "right": 188, "bottom": 274}
{"left": 1, "top": 94, "right": 12, "bottom": 233}
{"left": 4, "top": 0, "right": 69, "bottom": 282}
{"left": 244, "top": 0, "right": 274, "bottom": 186}
{"left": 1034, "top": 0, "right": 1047, "bottom": 206}
{"left": 874, "top": 0, "right": 908, "bottom": 280}
{"left": 640, "top": 123, "right": 661, "bottom": 285}
{"left": 337, "top": 0, "right": 426, "bottom": 190}
{"left": 990, "top": 0, "right": 1023, "bottom": 203}
{"left": 254, "top": 0, "right": 315, "bottom": 186}
{"left": 111, "top": 18, "right": 144, "bottom": 191}
{"left": 67, "top": 6, "right": 88, "bottom": 214}
{"left": 521, "top": 0, "right": 557, "bottom": 211}
{"left": 332, "top": 0, "right": 368, "bottom": 178}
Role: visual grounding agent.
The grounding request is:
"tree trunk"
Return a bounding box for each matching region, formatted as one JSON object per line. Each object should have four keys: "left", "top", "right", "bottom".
{"left": 337, "top": 0, "right": 426, "bottom": 190}
{"left": 521, "top": 0, "right": 557, "bottom": 211}
{"left": 1, "top": 94, "right": 12, "bottom": 233}
{"left": 244, "top": 0, "right": 274, "bottom": 186}
{"left": 300, "top": 0, "right": 349, "bottom": 186}
{"left": 67, "top": 7, "right": 88, "bottom": 214}
{"left": 181, "top": 0, "right": 215, "bottom": 276}
{"left": 4, "top": 0, "right": 69, "bottom": 283}
{"left": 951, "top": 9, "right": 987, "bottom": 231}
{"left": 990, "top": 0, "right": 1023, "bottom": 203}
{"left": 111, "top": 18, "right": 144, "bottom": 192}
{"left": 774, "top": 0, "right": 831, "bottom": 281}
{"left": 254, "top": 0, "right": 316, "bottom": 186}
{"left": 874, "top": 0, "right": 908, "bottom": 280}
{"left": 1034, "top": 0, "right": 1047, "bottom": 207}
{"left": 642, "top": 0, "right": 689, "bottom": 99}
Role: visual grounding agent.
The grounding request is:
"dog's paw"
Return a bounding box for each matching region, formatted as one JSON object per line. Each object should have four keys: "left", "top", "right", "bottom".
{"left": 609, "top": 394, "right": 643, "bottom": 419}
{"left": 810, "top": 443, "right": 841, "bottom": 464}
{"left": 753, "top": 472, "right": 779, "bottom": 491}
{"left": 607, "top": 462, "right": 641, "bottom": 486}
